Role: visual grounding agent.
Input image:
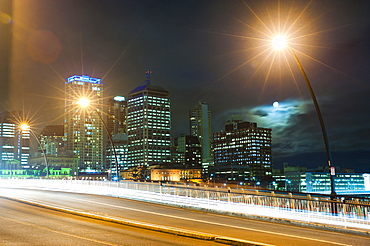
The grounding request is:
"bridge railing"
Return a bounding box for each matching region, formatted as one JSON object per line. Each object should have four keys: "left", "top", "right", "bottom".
{"left": 1, "top": 179, "right": 370, "bottom": 229}
{"left": 96, "top": 180, "right": 370, "bottom": 220}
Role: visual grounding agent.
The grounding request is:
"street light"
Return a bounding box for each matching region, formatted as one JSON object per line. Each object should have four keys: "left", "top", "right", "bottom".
{"left": 271, "top": 35, "right": 336, "bottom": 199}
{"left": 77, "top": 98, "right": 120, "bottom": 181}
{"left": 20, "top": 123, "right": 49, "bottom": 178}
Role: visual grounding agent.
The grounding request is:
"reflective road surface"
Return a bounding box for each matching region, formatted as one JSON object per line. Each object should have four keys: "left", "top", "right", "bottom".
{"left": 0, "top": 187, "right": 369, "bottom": 246}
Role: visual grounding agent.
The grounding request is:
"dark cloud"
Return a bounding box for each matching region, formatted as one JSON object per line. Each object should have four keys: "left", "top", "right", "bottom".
{"left": 253, "top": 110, "right": 268, "bottom": 117}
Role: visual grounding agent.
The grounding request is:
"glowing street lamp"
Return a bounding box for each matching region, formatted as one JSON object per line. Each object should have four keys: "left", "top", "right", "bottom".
{"left": 20, "top": 123, "right": 49, "bottom": 178}
{"left": 77, "top": 98, "right": 120, "bottom": 181}
{"left": 272, "top": 35, "right": 287, "bottom": 50}
{"left": 271, "top": 35, "right": 336, "bottom": 199}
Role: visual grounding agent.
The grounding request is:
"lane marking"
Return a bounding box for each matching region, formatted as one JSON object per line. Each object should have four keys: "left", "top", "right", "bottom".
{"left": 56, "top": 195, "right": 352, "bottom": 246}
{"left": 1, "top": 189, "right": 353, "bottom": 246}
{"left": 0, "top": 214, "right": 121, "bottom": 246}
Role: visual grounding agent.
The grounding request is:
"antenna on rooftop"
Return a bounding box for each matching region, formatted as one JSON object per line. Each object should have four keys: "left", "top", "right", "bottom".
{"left": 145, "top": 71, "right": 152, "bottom": 83}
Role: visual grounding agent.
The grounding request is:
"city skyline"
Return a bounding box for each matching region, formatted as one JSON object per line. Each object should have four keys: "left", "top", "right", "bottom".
{"left": 2, "top": 0, "right": 370, "bottom": 172}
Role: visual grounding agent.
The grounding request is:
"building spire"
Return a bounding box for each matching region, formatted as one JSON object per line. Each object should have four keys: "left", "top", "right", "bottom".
{"left": 145, "top": 71, "right": 152, "bottom": 83}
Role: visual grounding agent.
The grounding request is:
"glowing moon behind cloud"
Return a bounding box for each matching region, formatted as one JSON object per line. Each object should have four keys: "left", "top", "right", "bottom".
{"left": 273, "top": 101, "right": 279, "bottom": 107}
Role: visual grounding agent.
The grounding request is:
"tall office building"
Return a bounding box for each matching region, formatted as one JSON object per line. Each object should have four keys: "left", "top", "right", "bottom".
{"left": 189, "top": 102, "right": 212, "bottom": 170}
{"left": 107, "top": 96, "right": 127, "bottom": 135}
{"left": 127, "top": 71, "right": 171, "bottom": 168}
{"left": 0, "top": 111, "right": 30, "bottom": 169}
{"left": 64, "top": 75, "right": 104, "bottom": 172}
{"left": 106, "top": 96, "right": 127, "bottom": 179}
{"left": 212, "top": 118, "right": 272, "bottom": 184}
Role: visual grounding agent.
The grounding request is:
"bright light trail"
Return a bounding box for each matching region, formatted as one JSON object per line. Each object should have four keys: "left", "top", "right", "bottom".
{"left": 0, "top": 179, "right": 369, "bottom": 230}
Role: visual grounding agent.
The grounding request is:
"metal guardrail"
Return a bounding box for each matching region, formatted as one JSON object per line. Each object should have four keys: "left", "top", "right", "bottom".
{"left": 82, "top": 180, "right": 370, "bottom": 220}
{"left": 1, "top": 179, "right": 370, "bottom": 229}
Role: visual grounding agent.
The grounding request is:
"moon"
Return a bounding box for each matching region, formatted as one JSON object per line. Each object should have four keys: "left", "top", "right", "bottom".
{"left": 273, "top": 101, "right": 279, "bottom": 108}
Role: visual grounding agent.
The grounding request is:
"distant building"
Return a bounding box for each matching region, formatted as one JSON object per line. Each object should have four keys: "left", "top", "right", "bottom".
{"left": 39, "top": 125, "right": 65, "bottom": 156}
{"left": 126, "top": 71, "right": 171, "bottom": 168}
{"left": 106, "top": 96, "right": 127, "bottom": 179}
{"left": 284, "top": 164, "right": 307, "bottom": 192}
{"left": 64, "top": 75, "right": 104, "bottom": 172}
{"left": 189, "top": 102, "right": 212, "bottom": 172}
{"left": 150, "top": 168, "right": 202, "bottom": 182}
{"left": 107, "top": 96, "right": 127, "bottom": 135}
{"left": 0, "top": 111, "right": 30, "bottom": 169}
{"left": 106, "top": 133, "right": 128, "bottom": 180}
{"left": 28, "top": 154, "right": 78, "bottom": 176}
{"left": 280, "top": 164, "right": 370, "bottom": 193}
{"left": 0, "top": 167, "right": 71, "bottom": 179}
{"left": 212, "top": 118, "right": 272, "bottom": 184}
{"left": 306, "top": 172, "right": 369, "bottom": 193}
{"left": 271, "top": 168, "right": 286, "bottom": 190}
{"left": 174, "top": 135, "right": 202, "bottom": 169}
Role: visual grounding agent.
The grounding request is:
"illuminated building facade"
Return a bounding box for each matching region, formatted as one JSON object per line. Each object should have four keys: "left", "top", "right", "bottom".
{"left": 40, "top": 125, "right": 64, "bottom": 156}
{"left": 64, "top": 75, "right": 104, "bottom": 172}
{"left": 106, "top": 96, "right": 127, "bottom": 179}
{"left": 212, "top": 119, "right": 272, "bottom": 183}
{"left": 127, "top": 72, "right": 171, "bottom": 168}
{"left": 305, "top": 172, "right": 370, "bottom": 193}
{"left": 174, "top": 135, "right": 202, "bottom": 169}
{"left": 0, "top": 111, "right": 30, "bottom": 169}
{"left": 107, "top": 96, "right": 127, "bottom": 135}
{"left": 189, "top": 102, "right": 212, "bottom": 170}
{"left": 150, "top": 168, "right": 202, "bottom": 182}
{"left": 106, "top": 133, "right": 128, "bottom": 179}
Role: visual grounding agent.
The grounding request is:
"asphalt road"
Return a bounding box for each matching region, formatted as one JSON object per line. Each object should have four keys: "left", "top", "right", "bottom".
{"left": 0, "top": 187, "right": 369, "bottom": 246}
{"left": 0, "top": 197, "right": 224, "bottom": 246}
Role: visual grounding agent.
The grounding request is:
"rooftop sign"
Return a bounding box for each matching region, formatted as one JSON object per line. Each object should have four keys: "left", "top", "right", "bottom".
{"left": 66, "top": 75, "right": 102, "bottom": 84}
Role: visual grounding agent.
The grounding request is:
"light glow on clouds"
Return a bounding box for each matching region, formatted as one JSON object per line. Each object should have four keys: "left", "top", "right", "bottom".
{"left": 247, "top": 99, "right": 306, "bottom": 129}
{"left": 223, "top": 99, "right": 324, "bottom": 157}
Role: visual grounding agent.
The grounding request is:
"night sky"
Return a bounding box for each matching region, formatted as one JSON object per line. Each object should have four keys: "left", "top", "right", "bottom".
{"left": 4, "top": 0, "right": 370, "bottom": 172}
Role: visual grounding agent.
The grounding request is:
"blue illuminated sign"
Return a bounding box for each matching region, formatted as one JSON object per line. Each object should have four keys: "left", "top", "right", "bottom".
{"left": 66, "top": 75, "right": 102, "bottom": 84}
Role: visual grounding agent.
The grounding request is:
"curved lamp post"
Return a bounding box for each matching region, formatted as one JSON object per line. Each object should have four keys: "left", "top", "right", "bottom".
{"left": 272, "top": 36, "right": 336, "bottom": 199}
{"left": 20, "top": 124, "right": 49, "bottom": 178}
{"left": 77, "top": 98, "right": 120, "bottom": 181}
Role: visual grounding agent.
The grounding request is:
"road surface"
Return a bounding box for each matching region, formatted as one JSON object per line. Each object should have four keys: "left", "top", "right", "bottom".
{"left": 0, "top": 187, "right": 369, "bottom": 246}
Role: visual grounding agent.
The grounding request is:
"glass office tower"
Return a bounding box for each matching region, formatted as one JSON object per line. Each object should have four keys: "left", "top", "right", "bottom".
{"left": 64, "top": 75, "right": 103, "bottom": 172}
{"left": 127, "top": 72, "right": 171, "bottom": 168}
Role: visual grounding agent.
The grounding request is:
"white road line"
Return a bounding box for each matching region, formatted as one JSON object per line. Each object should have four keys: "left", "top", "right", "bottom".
{"left": 69, "top": 195, "right": 353, "bottom": 246}
{"left": 0, "top": 215, "right": 121, "bottom": 246}
{"left": 1, "top": 189, "right": 353, "bottom": 246}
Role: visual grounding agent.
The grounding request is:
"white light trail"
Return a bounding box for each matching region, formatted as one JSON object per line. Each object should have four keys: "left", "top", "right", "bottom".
{"left": 0, "top": 179, "right": 369, "bottom": 231}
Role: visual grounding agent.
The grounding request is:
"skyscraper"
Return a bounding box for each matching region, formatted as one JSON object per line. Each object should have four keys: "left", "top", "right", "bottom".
{"left": 189, "top": 102, "right": 212, "bottom": 171}
{"left": 212, "top": 118, "right": 272, "bottom": 184}
{"left": 106, "top": 96, "right": 127, "bottom": 179}
{"left": 107, "top": 96, "right": 127, "bottom": 135}
{"left": 64, "top": 75, "right": 104, "bottom": 172}
{"left": 0, "top": 111, "right": 29, "bottom": 169}
{"left": 127, "top": 72, "right": 171, "bottom": 168}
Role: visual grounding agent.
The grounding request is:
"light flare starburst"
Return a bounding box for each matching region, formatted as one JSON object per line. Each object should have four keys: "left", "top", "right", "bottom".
{"left": 213, "top": 0, "right": 353, "bottom": 101}
{"left": 271, "top": 35, "right": 288, "bottom": 50}
{"left": 77, "top": 97, "right": 90, "bottom": 108}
